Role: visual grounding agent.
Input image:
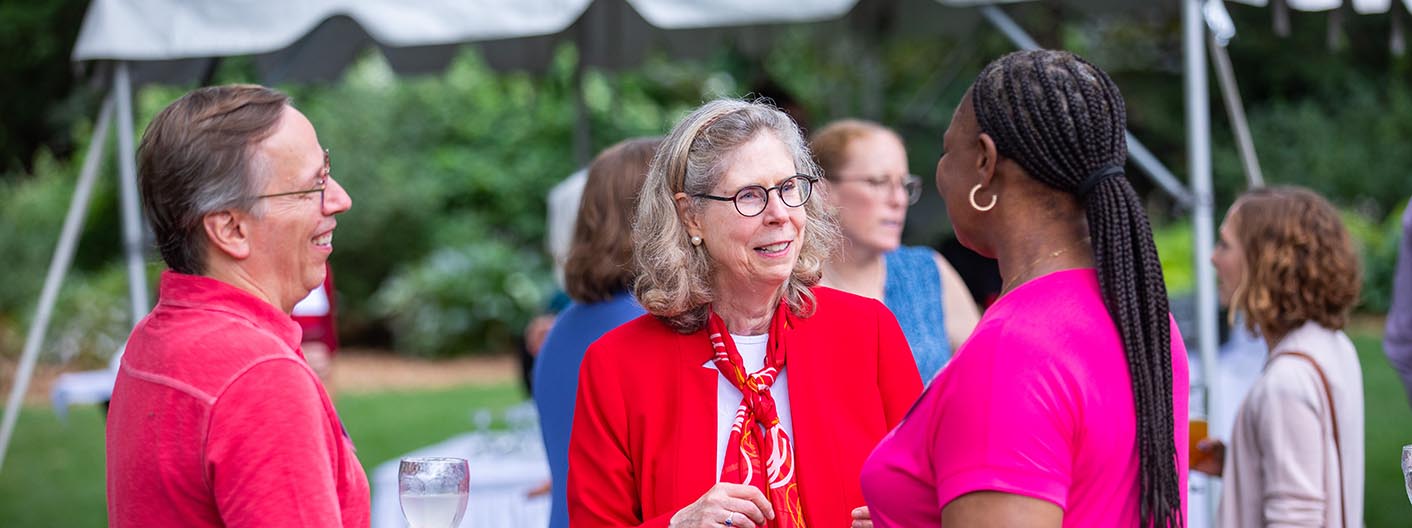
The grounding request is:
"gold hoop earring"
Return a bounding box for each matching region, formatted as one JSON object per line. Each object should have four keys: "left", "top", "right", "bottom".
{"left": 969, "top": 184, "right": 996, "bottom": 212}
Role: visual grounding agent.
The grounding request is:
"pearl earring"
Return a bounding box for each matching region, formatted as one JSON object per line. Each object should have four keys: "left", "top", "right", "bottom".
{"left": 690, "top": 235, "right": 702, "bottom": 246}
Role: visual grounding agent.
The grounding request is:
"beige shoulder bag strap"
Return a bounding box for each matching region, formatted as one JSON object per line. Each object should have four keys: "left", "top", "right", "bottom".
{"left": 1269, "top": 351, "right": 1346, "bottom": 528}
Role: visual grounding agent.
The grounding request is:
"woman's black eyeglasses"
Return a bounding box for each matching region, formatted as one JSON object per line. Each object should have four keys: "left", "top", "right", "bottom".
{"left": 694, "top": 174, "right": 817, "bottom": 217}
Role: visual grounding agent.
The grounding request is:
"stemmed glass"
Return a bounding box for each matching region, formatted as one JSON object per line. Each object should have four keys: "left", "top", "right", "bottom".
{"left": 1402, "top": 444, "right": 1412, "bottom": 505}
{"left": 399, "top": 457, "right": 470, "bottom": 528}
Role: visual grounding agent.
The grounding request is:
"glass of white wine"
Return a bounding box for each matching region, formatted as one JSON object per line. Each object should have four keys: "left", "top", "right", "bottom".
{"left": 399, "top": 457, "right": 470, "bottom": 528}
{"left": 1402, "top": 444, "right": 1412, "bottom": 506}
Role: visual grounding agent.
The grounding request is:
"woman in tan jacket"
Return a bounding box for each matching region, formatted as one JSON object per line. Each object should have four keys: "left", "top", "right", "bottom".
{"left": 1198, "top": 185, "right": 1364, "bottom": 526}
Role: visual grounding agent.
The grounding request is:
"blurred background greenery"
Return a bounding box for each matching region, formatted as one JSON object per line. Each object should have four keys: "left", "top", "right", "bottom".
{"left": 2, "top": 3, "right": 1411, "bottom": 360}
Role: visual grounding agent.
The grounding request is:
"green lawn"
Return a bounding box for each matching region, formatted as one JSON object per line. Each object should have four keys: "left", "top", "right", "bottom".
{"left": 1, "top": 338, "right": 1410, "bottom": 526}
{"left": 1352, "top": 334, "right": 1412, "bottom": 527}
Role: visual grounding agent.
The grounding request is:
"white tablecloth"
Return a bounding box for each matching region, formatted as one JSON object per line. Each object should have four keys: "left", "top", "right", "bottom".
{"left": 372, "top": 431, "right": 551, "bottom": 528}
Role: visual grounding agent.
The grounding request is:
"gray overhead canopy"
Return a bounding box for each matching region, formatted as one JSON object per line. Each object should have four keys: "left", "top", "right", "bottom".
{"left": 70, "top": 0, "right": 881, "bottom": 84}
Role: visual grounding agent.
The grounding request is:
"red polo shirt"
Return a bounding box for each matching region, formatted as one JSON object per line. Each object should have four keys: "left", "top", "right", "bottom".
{"left": 107, "top": 271, "right": 369, "bottom": 527}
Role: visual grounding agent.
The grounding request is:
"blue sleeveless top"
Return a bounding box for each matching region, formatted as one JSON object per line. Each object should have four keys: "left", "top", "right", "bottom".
{"left": 883, "top": 246, "right": 951, "bottom": 382}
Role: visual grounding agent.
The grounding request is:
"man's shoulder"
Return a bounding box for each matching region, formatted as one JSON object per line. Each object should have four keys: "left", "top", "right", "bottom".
{"left": 123, "top": 308, "right": 301, "bottom": 397}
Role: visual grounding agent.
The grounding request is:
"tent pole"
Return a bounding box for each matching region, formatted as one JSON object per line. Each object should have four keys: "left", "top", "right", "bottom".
{"left": 1185, "top": 3, "right": 1220, "bottom": 526}
{"left": 978, "top": 5, "right": 1040, "bottom": 49}
{"left": 978, "top": 5, "right": 1194, "bottom": 208}
{"left": 0, "top": 93, "right": 116, "bottom": 473}
{"left": 1208, "top": 33, "right": 1263, "bottom": 188}
{"left": 114, "top": 62, "right": 150, "bottom": 325}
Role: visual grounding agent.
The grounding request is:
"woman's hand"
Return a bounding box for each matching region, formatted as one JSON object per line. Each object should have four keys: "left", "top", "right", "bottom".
{"left": 669, "top": 483, "right": 774, "bottom": 528}
{"left": 850, "top": 506, "right": 872, "bottom": 528}
{"left": 1191, "top": 438, "right": 1226, "bottom": 477}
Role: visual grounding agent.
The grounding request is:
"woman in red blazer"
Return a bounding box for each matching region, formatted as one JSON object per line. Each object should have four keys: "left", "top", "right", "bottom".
{"left": 568, "top": 98, "right": 923, "bottom": 528}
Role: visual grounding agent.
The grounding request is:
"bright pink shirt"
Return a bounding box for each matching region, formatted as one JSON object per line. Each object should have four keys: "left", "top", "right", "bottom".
{"left": 106, "top": 271, "right": 369, "bottom": 527}
{"left": 860, "top": 269, "right": 1188, "bottom": 526}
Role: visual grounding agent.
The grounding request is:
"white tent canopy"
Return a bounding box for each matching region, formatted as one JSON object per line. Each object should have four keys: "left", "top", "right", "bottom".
{"left": 70, "top": 0, "right": 882, "bottom": 85}
{"left": 1231, "top": 0, "right": 1410, "bottom": 13}
{"left": 71, "top": 0, "right": 861, "bottom": 60}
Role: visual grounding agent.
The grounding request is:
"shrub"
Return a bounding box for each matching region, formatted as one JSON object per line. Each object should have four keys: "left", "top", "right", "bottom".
{"left": 1342, "top": 203, "right": 1404, "bottom": 313}
{"left": 373, "top": 241, "right": 549, "bottom": 358}
{"left": 0, "top": 147, "right": 142, "bottom": 365}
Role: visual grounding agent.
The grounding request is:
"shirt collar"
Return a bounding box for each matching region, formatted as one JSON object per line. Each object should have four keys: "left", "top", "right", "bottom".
{"left": 156, "top": 270, "right": 304, "bottom": 351}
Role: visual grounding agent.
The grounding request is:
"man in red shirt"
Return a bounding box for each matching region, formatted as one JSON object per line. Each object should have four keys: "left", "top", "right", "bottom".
{"left": 106, "top": 85, "right": 367, "bottom": 527}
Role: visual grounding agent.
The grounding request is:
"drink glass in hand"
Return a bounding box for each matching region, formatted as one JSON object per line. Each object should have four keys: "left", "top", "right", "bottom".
{"left": 1402, "top": 444, "right": 1412, "bottom": 505}
{"left": 1188, "top": 419, "right": 1209, "bottom": 469}
{"left": 399, "top": 457, "right": 470, "bottom": 528}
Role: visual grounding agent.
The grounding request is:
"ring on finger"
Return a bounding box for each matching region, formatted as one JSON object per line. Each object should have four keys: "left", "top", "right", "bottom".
{"left": 723, "top": 511, "right": 735, "bottom": 527}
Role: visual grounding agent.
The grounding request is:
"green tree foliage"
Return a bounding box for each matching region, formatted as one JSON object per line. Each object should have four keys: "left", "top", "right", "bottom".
{"left": 0, "top": 149, "right": 140, "bottom": 364}
{"left": 1211, "top": 5, "right": 1412, "bottom": 219}
{"left": 275, "top": 47, "right": 709, "bottom": 356}
{"left": 6, "top": 5, "right": 1412, "bottom": 360}
{"left": 0, "top": 0, "right": 94, "bottom": 176}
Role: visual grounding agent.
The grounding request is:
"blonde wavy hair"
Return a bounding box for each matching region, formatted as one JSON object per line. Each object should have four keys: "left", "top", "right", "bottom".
{"left": 808, "top": 118, "right": 900, "bottom": 181}
{"left": 633, "top": 98, "right": 840, "bottom": 334}
{"left": 1229, "top": 186, "right": 1362, "bottom": 338}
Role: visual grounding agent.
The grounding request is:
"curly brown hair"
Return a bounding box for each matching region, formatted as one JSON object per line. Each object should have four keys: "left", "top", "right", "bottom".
{"left": 1230, "top": 186, "right": 1362, "bottom": 338}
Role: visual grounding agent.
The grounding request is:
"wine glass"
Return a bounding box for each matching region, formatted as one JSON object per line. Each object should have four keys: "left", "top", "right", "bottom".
{"left": 399, "top": 457, "right": 470, "bottom": 528}
{"left": 1402, "top": 444, "right": 1412, "bottom": 505}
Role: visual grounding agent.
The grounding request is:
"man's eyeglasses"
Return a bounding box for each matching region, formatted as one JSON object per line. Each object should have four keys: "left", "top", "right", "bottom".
{"left": 834, "top": 174, "right": 923, "bottom": 205}
{"left": 251, "top": 148, "right": 330, "bottom": 206}
{"left": 694, "top": 174, "right": 817, "bottom": 217}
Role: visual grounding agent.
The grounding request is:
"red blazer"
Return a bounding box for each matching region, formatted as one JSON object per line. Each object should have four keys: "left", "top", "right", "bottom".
{"left": 569, "top": 287, "right": 923, "bottom": 527}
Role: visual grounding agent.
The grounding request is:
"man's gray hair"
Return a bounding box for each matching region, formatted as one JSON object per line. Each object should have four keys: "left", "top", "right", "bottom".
{"left": 137, "top": 85, "right": 288, "bottom": 275}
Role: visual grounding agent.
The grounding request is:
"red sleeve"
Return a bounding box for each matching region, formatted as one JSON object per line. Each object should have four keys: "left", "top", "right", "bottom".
{"left": 568, "top": 341, "right": 672, "bottom": 528}
{"left": 206, "top": 359, "right": 345, "bottom": 527}
{"left": 875, "top": 301, "right": 924, "bottom": 427}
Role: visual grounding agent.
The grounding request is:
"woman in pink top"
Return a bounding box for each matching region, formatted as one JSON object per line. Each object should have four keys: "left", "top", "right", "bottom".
{"left": 858, "top": 49, "right": 1189, "bottom": 527}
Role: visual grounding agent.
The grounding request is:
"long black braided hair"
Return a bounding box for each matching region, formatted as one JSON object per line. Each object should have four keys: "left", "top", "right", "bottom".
{"left": 970, "top": 50, "right": 1182, "bottom": 527}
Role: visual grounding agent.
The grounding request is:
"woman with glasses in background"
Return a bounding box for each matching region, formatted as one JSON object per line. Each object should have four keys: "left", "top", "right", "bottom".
{"left": 568, "top": 99, "right": 922, "bottom": 528}
{"left": 811, "top": 120, "right": 981, "bottom": 382}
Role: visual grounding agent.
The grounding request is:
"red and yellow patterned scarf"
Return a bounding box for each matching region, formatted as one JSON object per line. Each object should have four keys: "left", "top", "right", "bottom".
{"left": 707, "top": 302, "right": 806, "bottom": 528}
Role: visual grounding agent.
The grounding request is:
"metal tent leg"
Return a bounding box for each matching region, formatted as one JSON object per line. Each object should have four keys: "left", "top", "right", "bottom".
{"left": 1185, "top": 2, "right": 1220, "bottom": 525}
{"left": 114, "top": 62, "right": 151, "bottom": 326}
{"left": 0, "top": 94, "right": 116, "bottom": 473}
{"left": 1208, "top": 33, "right": 1264, "bottom": 188}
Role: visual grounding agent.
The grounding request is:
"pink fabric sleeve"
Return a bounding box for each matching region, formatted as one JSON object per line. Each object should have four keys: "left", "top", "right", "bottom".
{"left": 932, "top": 328, "right": 1075, "bottom": 511}
{"left": 206, "top": 359, "right": 345, "bottom": 527}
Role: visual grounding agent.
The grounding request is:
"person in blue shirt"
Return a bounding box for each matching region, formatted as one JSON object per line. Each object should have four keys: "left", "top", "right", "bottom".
{"left": 811, "top": 120, "right": 980, "bottom": 382}
{"left": 532, "top": 137, "right": 659, "bottom": 528}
